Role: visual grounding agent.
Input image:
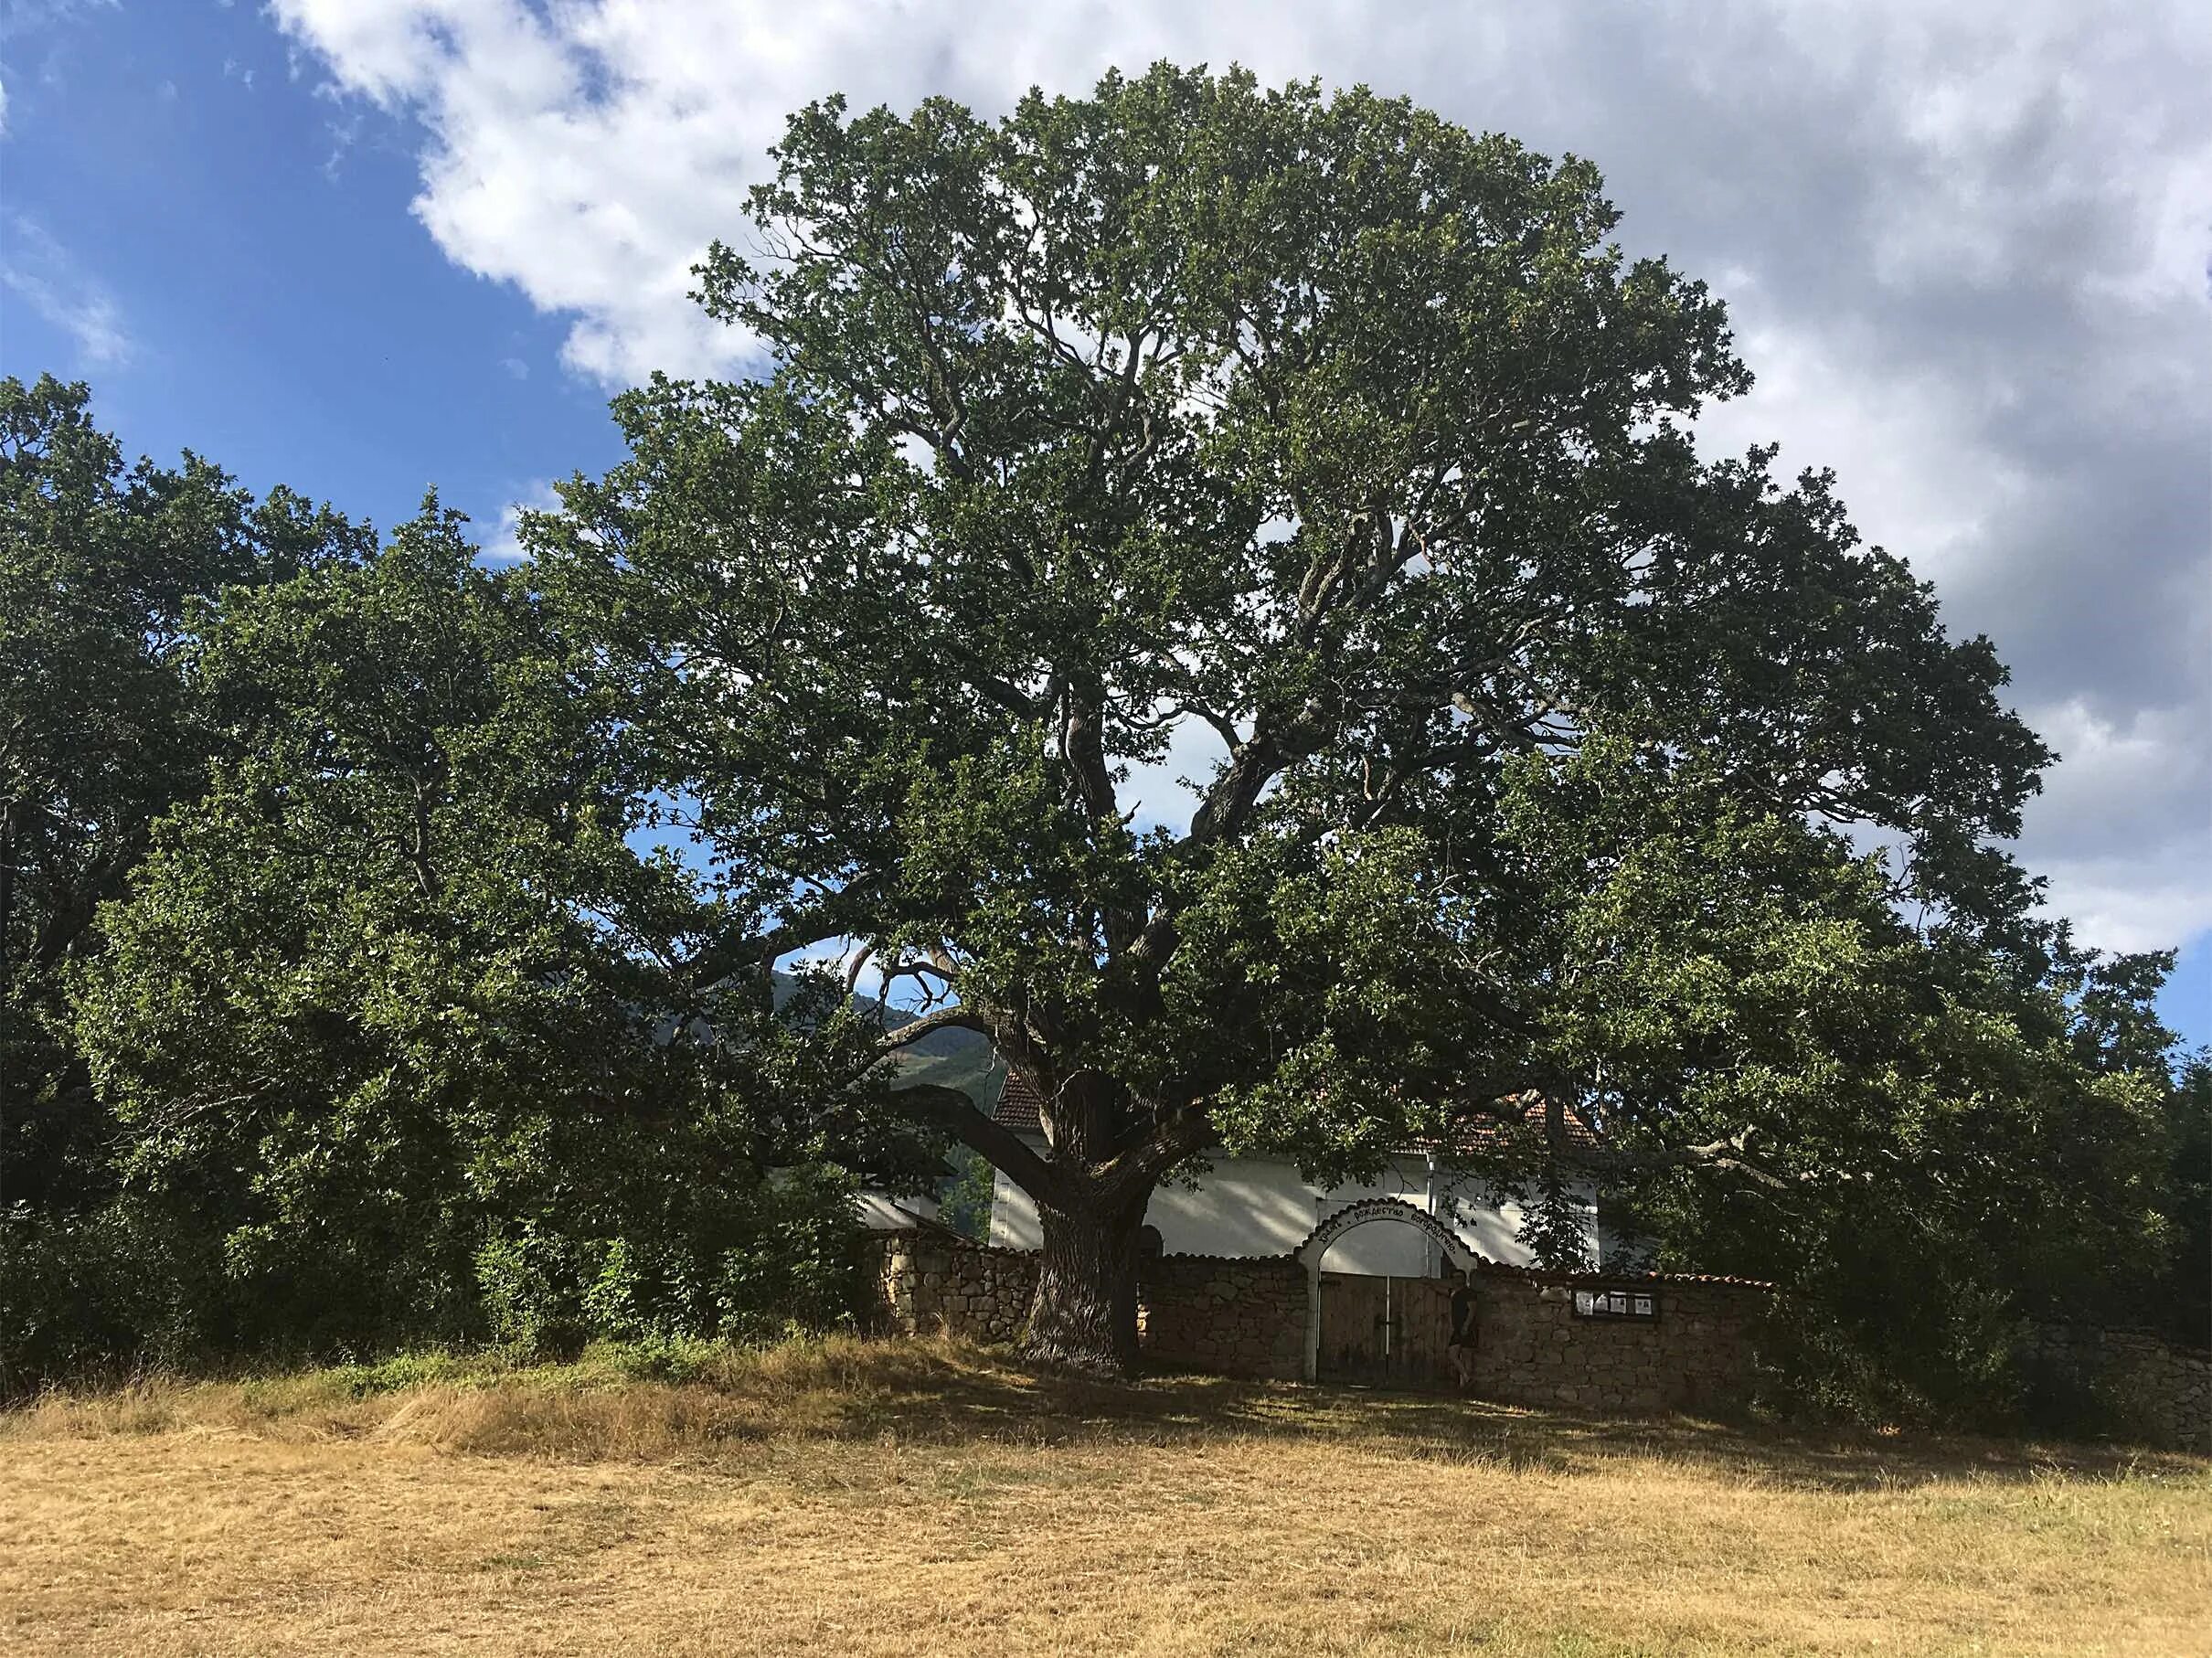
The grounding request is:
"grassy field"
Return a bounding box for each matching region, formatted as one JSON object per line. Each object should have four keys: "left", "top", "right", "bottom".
{"left": 2, "top": 1337, "right": 2206, "bottom": 1657}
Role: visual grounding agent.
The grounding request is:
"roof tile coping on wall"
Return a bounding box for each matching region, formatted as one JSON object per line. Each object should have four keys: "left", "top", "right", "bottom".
{"left": 1470, "top": 1261, "right": 1778, "bottom": 1291}
{"left": 881, "top": 1229, "right": 1775, "bottom": 1291}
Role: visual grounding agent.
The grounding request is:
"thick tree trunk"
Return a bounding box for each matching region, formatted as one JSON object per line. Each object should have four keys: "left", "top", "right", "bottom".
{"left": 920, "top": 1058, "right": 1195, "bottom": 1377}
{"left": 1021, "top": 1196, "right": 1147, "bottom": 1375}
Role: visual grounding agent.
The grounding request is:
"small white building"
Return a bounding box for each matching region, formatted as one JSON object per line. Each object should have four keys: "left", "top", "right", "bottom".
{"left": 984, "top": 1075, "right": 1611, "bottom": 1272}
{"left": 853, "top": 1189, "right": 948, "bottom": 1233}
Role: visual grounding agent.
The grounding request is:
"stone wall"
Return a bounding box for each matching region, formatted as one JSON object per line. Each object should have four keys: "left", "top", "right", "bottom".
{"left": 1462, "top": 1267, "right": 1770, "bottom": 1414}
{"left": 861, "top": 1236, "right": 2210, "bottom": 1444}
{"left": 2028, "top": 1323, "right": 2211, "bottom": 1453}
{"left": 866, "top": 1233, "right": 1039, "bottom": 1346}
{"left": 861, "top": 1235, "right": 1771, "bottom": 1407}
{"left": 1138, "top": 1254, "right": 1309, "bottom": 1380}
{"left": 863, "top": 1235, "right": 1308, "bottom": 1379}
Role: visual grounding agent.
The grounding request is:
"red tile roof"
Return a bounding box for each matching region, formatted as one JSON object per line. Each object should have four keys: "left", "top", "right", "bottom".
{"left": 1417, "top": 1093, "right": 1604, "bottom": 1156}
{"left": 990, "top": 1068, "right": 1051, "bottom": 1132}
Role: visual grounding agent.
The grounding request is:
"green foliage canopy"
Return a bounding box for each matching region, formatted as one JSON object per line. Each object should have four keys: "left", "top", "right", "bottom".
{"left": 524, "top": 66, "right": 2090, "bottom": 1369}
{"left": 0, "top": 374, "right": 368, "bottom": 1211}
{"left": 65, "top": 505, "right": 914, "bottom": 1360}
{"left": 4, "top": 69, "right": 2190, "bottom": 1408}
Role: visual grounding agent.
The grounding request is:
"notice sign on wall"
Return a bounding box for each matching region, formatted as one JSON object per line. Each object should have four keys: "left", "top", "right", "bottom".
{"left": 1573, "top": 1289, "right": 1657, "bottom": 1320}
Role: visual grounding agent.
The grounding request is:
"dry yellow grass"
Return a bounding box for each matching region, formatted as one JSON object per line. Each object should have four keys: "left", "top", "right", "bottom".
{"left": 3, "top": 1335, "right": 2207, "bottom": 1656}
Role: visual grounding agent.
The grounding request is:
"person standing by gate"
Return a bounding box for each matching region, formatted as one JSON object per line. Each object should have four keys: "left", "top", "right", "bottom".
{"left": 1447, "top": 1274, "right": 1479, "bottom": 1392}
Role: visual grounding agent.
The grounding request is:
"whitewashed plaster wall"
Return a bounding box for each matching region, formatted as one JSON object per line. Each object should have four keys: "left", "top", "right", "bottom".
{"left": 854, "top": 1190, "right": 941, "bottom": 1230}
{"left": 986, "top": 1144, "right": 1601, "bottom": 1273}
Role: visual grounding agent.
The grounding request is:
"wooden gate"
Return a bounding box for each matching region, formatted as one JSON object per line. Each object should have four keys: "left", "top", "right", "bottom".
{"left": 1316, "top": 1273, "right": 1456, "bottom": 1387}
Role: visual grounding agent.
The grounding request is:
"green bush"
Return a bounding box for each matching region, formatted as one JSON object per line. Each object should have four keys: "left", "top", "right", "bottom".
{"left": 2, "top": 1154, "right": 868, "bottom": 1390}
{"left": 474, "top": 1164, "right": 862, "bottom": 1355}
{"left": 0, "top": 1202, "right": 212, "bottom": 1391}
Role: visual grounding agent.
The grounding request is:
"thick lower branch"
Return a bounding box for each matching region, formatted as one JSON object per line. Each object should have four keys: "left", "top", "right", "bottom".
{"left": 886, "top": 1080, "right": 1063, "bottom": 1204}
{"left": 876, "top": 1005, "right": 990, "bottom": 1056}
{"left": 1590, "top": 1124, "right": 1794, "bottom": 1191}
{"left": 1095, "top": 1109, "right": 1213, "bottom": 1206}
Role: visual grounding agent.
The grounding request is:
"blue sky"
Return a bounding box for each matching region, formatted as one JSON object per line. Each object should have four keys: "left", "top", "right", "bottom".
{"left": 0, "top": 1, "right": 623, "bottom": 541}
{"left": 2, "top": 0, "right": 2206, "bottom": 1051}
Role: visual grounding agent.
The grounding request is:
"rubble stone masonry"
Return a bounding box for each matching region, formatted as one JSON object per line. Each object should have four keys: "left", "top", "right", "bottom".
{"left": 862, "top": 1236, "right": 2210, "bottom": 1449}
{"left": 1461, "top": 1268, "right": 1767, "bottom": 1413}
{"left": 2028, "top": 1323, "right": 2211, "bottom": 1453}
{"left": 867, "top": 1233, "right": 1039, "bottom": 1348}
{"left": 863, "top": 1235, "right": 1771, "bottom": 1404}
{"left": 1136, "top": 1253, "right": 1310, "bottom": 1380}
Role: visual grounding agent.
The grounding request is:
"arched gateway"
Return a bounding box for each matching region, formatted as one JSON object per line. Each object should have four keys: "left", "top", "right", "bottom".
{"left": 1292, "top": 1199, "right": 1486, "bottom": 1383}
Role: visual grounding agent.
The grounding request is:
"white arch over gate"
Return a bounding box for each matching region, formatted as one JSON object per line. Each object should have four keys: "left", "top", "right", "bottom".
{"left": 1293, "top": 1198, "right": 1485, "bottom": 1382}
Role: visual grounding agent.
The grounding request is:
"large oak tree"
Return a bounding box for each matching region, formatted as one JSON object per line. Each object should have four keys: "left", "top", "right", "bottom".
{"left": 529, "top": 66, "right": 2072, "bottom": 1373}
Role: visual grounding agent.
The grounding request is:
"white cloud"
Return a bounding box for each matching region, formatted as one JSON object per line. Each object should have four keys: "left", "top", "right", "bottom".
{"left": 1, "top": 214, "right": 129, "bottom": 365}
{"left": 480, "top": 475, "right": 559, "bottom": 564}
{"left": 270, "top": 0, "right": 2212, "bottom": 959}
{"left": 319, "top": 103, "right": 364, "bottom": 181}
{"left": 2019, "top": 700, "right": 2212, "bottom": 954}
{"left": 2033, "top": 860, "right": 2212, "bottom": 962}
{"left": 1118, "top": 716, "right": 1233, "bottom": 835}
{"left": 0, "top": 0, "right": 119, "bottom": 38}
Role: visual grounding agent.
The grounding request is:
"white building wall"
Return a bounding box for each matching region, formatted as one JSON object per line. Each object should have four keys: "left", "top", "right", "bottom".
{"left": 985, "top": 1143, "right": 1600, "bottom": 1271}
{"left": 854, "top": 1190, "right": 941, "bottom": 1231}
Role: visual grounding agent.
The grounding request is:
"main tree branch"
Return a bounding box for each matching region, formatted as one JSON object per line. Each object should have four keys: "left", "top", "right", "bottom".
{"left": 875, "top": 1005, "right": 991, "bottom": 1055}
{"left": 887, "top": 1080, "right": 1064, "bottom": 1203}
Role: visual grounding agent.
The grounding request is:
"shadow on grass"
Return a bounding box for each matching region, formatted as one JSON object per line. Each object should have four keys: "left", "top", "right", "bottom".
{"left": 679, "top": 1335, "right": 2206, "bottom": 1493}
{"left": 8, "top": 1333, "right": 2201, "bottom": 1491}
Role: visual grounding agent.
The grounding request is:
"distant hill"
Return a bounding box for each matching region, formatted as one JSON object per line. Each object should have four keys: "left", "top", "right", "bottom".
{"left": 770, "top": 971, "right": 1004, "bottom": 1111}
{"left": 874, "top": 1000, "right": 1004, "bottom": 1110}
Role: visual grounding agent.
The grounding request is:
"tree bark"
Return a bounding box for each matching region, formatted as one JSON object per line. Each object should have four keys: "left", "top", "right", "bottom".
{"left": 1021, "top": 1194, "right": 1148, "bottom": 1374}
{"left": 896, "top": 1065, "right": 1179, "bottom": 1377}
